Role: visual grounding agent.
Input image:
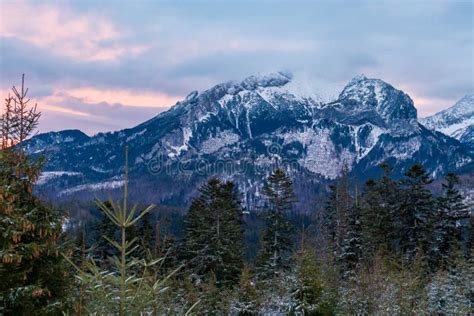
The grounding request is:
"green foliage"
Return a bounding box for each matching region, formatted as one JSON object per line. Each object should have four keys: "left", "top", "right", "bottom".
{"left": 433, "top": 173, "right": 470, "bottom": 268}
{"left": 395, "top": 164, "right": 436, "bottom": 263}
{"left": 360, "top": 163, "right": 398, "bottom": 260}
{"left": 233, "top": 265, "right": 260, "bottom": 314}
{"left": 293, "top": 249, "right": 325, "bottom": 314}
{"left": 184, "top": 178, "right": 245, "bottom": 287}
{"left": 92, "top": 201, "right": 118, "bottom": 265}
{"left": 338, "top": 203, "right": 363, "bottom": 277}
{"left": 196, "top": 272, "right": 233, "bottom": 315}
{"left": 138, "top": 211, "right": 155, "bottom": 257}
{"left": 257, "top": 168, "right": 295, "bottom": 277}
{"left": 426, "top": 248, "right": 473, "bottom": 314}
{"left": 337, "top": 253, "right": 428, "bottom": 315}
{"left": 0, "top": 76, "right": 72, "bottom": 314}
{"left": 64, "top": 147, "right": 183, "bottom": 315}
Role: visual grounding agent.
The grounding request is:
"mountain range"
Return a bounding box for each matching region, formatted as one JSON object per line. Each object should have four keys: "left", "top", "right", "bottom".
{"left": 25, "top": 72, "right": 473, "bottom": 210}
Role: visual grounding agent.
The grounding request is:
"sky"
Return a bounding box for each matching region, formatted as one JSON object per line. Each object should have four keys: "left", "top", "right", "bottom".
{"left": 1, "top": 0, "right": 472, "bottom": 135}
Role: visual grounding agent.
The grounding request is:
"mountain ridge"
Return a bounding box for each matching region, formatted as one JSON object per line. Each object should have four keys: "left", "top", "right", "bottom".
{"left": 26, "top": 73, "right": 473, "bottom": 209}
{"left": 420, "top": 94, "right": 474, "bottom": 149}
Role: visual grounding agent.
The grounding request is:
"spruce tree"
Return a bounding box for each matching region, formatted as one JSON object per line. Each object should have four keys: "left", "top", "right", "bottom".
{"left": 360, "top": 163, "right": 399, "bottom": 259}
{"left": 293, "top": 248, "right": 324, "bottom": 314}
{"left": 233, "top": 265, "right": 260, "bottom": 314}
{"left": 322, "top": 166, "right": 354, "bottom": 264}
{"left": 257, "top": 168, "right": 295, "bottom": 277}
{"left": 323, "top": 184, "right": 338, "bottom": 243}
{"left": 93, "top": 201, "right": 118, "bottom": 265}
{"left": 184, "top": 178, "right": 244, "bottom": 287}
{"left": 433, "top": 173, "right": 469, "bottom": 268}
{"left": 138, "top": 211, "right": 154, "bottom": 258}
{"left": 395, "top": 164, "right": 435, "bottom": 263}
{"left": 0, "top": 75, "right": 69, "bottom": 314}
{"left": 65, "top": 146, "right": 180, "bottom": 315}
{"left": 338, "top": 203, "right": 363, "bottom": 276}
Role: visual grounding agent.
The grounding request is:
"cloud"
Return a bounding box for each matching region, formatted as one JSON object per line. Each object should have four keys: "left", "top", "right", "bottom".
{"left": 0, "top": 0, "right": 472, "bottom": 133}
{"left": 63, "top": 87, "right": 181, "bottom": 108}
{"left": 36, "top": 92, "right": 169, "bottom": 135}
{"left": 0, "top": 1, "right": 146, "bottom": 61}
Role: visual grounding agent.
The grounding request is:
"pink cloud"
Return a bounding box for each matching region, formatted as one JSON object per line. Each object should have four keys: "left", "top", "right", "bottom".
{"left": 0, "top": 1, "right": 146, "bottom": 61}
{"left": 64, "top": 87, "right": 182, "bottom": 108}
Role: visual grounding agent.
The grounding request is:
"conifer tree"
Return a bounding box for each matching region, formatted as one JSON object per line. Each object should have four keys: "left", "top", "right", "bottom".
{"left": 395, "top": 164, "right": 435, "bottom": 263}
{"left": 233, "top": 265, "right": 260, "bottom": 314}
{"left": 323, "top": 184, "right": 338, "bottom": 243}
{"left": 360, "top": 163, "right": 399, "bottom": 259}
{"left": 257, "top": 168, "right": 295, "bottom": 277}
{"left": 426, "top": 247, "right": 473, "bottom": 314}
{"left": 293, "top": 248, "right": 324, "bottom": 314}
{"left": 65, "top": 147, "right": 181, "bottom": 315}
{"left": 0, "top": 75, "right": 69, "bottom": 314}
{"left": 433, "top": 173, "right": 469, "bottom": 268}
{"left": 93, "top": 201, "right": 118, "bottom": 265}
{"left": 184, "top": 178, "right": 244, "bottom": 287}
{"left": 138, "top": 211, "right": 155, "bottom": 257}
{"left": 322, "top": 165, "right": 354, "bottom": 264}
{"left": 71, "top": 226, "right": 89, "bottom": 315}
{"left": 338, "top": 203, "right": 363, "bottom": 276}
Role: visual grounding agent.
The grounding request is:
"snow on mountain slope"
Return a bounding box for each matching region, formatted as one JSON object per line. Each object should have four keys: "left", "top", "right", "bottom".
{"left": 25, "top": 73, "right": 473, "bottom": 209}
{"left": 420, "top": 94, "right": 474, "bottom": 148}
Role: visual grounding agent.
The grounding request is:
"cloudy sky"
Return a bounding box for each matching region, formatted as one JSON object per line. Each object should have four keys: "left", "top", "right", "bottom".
{"left": 1, "top": 0, "right": 472, "bottom": 135}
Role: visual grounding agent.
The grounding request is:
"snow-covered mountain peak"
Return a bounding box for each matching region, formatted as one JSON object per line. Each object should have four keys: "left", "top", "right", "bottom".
{"left": 348, "top": 73, "right": 368, "bottom": 84}
{"left": 445, "top": 94, "right": 474, "bottom": 117}
{"left": 240, "top": 71, "right": 293, "bottom": 90}
{"left": 335, "top": 75, "right": 417, "bottom": 124}
{"left": 420, "top": 94, "right": 474, "bottom": 147}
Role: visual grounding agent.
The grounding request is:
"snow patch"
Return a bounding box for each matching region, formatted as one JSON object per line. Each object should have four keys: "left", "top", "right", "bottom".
{"left": 283, "top": 128, "right": 355, "bottom": 179}
{"left": 126, "top": 129, "right": 147, "bottom": 142}
{"left": 37, "top": 171, "right": 82, "bottom": 185}
{"left": 169, "top": 127, "right": 193, "bottom": 157}
{"left": 201, "top": 130, "right": 240, "bottom": 154}
{"left": 59, "top": 179, "right": 125, "bottom": 196}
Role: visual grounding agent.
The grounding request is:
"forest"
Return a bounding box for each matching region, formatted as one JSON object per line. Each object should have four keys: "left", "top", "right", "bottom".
{"left": 1, "top": 79, "right": 472, "bottom": 315}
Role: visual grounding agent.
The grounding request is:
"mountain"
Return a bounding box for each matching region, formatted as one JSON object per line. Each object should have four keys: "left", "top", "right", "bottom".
{"left": 420, "top": 94, "right": 474, "bottom": 149}
{"left": 26, "top": 73, "right": 473, "bottom": 210}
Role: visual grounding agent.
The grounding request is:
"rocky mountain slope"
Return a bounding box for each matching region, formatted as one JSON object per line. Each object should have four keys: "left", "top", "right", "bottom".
{"left": 26, "top": 73, "right": 473, "bottom": 210}
{"left": 420, "top": 94, "right": 474, "bottom": 149}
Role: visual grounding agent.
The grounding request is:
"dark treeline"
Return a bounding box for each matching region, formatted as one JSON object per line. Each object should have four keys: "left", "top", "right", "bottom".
{"left": 62, "top": 163, "right": 472, "bottom": 314}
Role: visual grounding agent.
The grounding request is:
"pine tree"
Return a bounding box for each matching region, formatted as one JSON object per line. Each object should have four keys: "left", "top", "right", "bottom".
{"left": 65, "top": 146, "right": 180, "bottom": 315}
{"left": 138, "top": 211, "right": 154, "bottom": 258}
{"left": 293, "top": 249, "right": 324, "bottom": 314}
{"left": 322, "top": 165, "right": 355, "bottom": 268}
{"left": 338, "top": 203, "right": 363, "bottom": 277}
{"left": 323, "top": 184, "right": 338, "bottom": 243}
{"left": 395, "top": 164, "right": 435, "bottom": 263}
{"left": 433, "top": 173, "right": 469, "bottom": 268}
{"left": 184, "top": 178, "right": 245, "bottom": 287}
{"left": 93, "top": 201, "right": 118, "bottom": 266}
{"left": 257, "top": 168, "right": 295, "bottom": 277}
{"left": 197, "top": 272, "right": 232, "bottom": 314}
{"left": 360, "top": 163, "right": 399, "bottom": 260}
{"left": 71, "top": 226, "right": 89, "bottom": 315}
{"left": 0, "top": 75, "right": 69, "bottom": 314}
{"left": 426, "top": 247, "right": 473, "bottom": 314}
{"left": 233, "top": 265, "right": 260, "bottom": 315}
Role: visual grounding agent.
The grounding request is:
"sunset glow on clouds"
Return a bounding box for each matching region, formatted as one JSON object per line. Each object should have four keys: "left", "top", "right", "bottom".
{"left": 64, "top": 88, "right": 182, "bottom": 108}
{"left": 0, "top": 0, "right": 472, "bottom": 135}
{"left": 0, "top": 1, "right": 146, "bottom": 62}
